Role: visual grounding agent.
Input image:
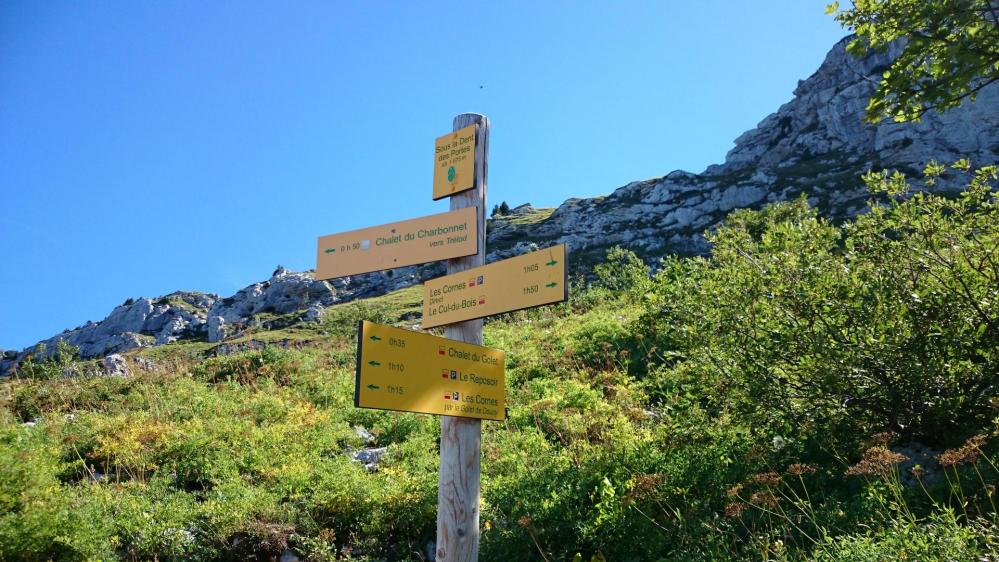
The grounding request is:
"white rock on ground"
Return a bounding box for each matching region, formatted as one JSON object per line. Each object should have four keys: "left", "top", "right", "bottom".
{"left": 102, "top": 354, "right": 131, "bottom": 377}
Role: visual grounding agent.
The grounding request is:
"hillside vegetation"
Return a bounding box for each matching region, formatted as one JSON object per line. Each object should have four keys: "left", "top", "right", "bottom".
{"left": 1, "top": 165, "right": 997, "bottom": 561}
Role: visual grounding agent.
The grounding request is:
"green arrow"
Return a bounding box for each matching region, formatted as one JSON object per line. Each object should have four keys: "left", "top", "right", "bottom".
{"left": 324, "top": 248, "right": 336, "bottom": 254}
{"left": 368, "top": 360, "right": 381, "bottom": 366}
{"left": 545, "top": 259, "right": 558, "bottom": 266}
{"left": 369, "top": 335, "right": 382, "bottom": 341}
{"left": 545, "top": 282, "right": 558, "bottom": 288}
{"left": 367, "top": 384, "right": 380, "bottom": 391}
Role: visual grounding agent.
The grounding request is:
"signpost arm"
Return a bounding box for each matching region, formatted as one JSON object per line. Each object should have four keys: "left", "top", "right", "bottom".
{"left": 436, "top": 113, "right": 488, "bottom": 562}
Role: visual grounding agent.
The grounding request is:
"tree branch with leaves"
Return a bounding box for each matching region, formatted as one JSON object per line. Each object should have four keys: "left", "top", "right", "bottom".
{"left": 828, "top": 0, "right": 999, "bottom": 122}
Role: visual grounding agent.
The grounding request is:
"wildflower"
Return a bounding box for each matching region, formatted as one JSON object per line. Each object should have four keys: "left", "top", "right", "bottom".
{"left": 911, "top": 464, "right": 924, "bottom": 479}
{"left": 726, "top": 484, "right": 743, "bottom": 498}
{"left": 845, "top": 446, "right": 909, "bottom": 477}
{"left": 787, "top": 463, "right": 818, "bottom": 476}
{"left": 771, "top": 436, "right": 790, "bottom": 452}
{"left": 752, "top": 472, "right": 782, "bottom": 487}
{"left": 724, "top": 502, "right": 746, "bottom": 518}
{"left": 938, "top": 434, "right": 987, "bottom": 467}
{"left": 628, "top": 473, "right": 666, "bottom": 500}
{"left": 516, "top": 515, "right": 532, "bottom": 528}
{"left": 865, "top": 431, "right": 898, "bottom": 447}
{"left": 749, "top": 490, "right": 778, "bottom": 508}
{"left": 530, "top": 399, "right": 556, "bottom": 414}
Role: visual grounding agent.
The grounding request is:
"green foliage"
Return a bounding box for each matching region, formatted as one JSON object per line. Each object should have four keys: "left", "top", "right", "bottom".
{"left": 829, "top": 0, "right": 999, "bottom": 122}
{"left": 809, "top": 511, "right": 998, "bottom": 562}
{"left": 0, "top": 421, "right": 117, "bottom": 561}
{"left": 17, "top": 340, "right": 80, "bottom": 381}
{"left": 593, "top": 245, "right": 651, "bottom": 297}
{"left": 639, "top": 166, "right": 998, "bottom": 446}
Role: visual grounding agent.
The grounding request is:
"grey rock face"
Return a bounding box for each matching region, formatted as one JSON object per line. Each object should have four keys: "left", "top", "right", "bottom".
{"left": 207, "top": 315, "right": 228, "bottom": 344}
{"left": 303, "top": 304, "right": 325, "bottom": 323}
{"left": 509, "top": 203, "right": 535, "bottom": 216}
{"left": 488, "top": 36, "right": 999, "bottom": 261}
{"left": 206, "top": 269, "right": 336, "bottom": 342}
{"left": 7, "top": 292, "right": 217, "bottom": 366}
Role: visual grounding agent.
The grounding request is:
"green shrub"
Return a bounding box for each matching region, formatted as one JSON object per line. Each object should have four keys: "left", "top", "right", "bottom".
{"left": 16, "top": 340, "right": 80, "bottom": 381}
{"left": 639, "top": 166, "right": 998, "bottom": 448}
{"left": 809, "top": 512, "right": 997, "bottom": 562}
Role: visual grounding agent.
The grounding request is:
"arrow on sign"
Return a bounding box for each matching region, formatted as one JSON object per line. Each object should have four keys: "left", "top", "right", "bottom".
{"left": 324, "top": 248, "right": 336, "bottom": 254}
{"left": 368, "top": 360, "right": 381, "bottom": 366}
{"left": 545, "top": 282, "right": 558, "bottom": 288}
{"left": 545, "top": 259, "right": 558, "bottom": 266}
{"left": 367, "top": 384, "right": 380, "bottom": 390}
{"left": 369, "top": 335, "right": 382, "bottom": 341}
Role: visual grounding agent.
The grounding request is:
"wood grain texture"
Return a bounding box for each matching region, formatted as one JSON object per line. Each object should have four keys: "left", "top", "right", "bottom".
{"left": 436, "top": 113, "right": 489, "bottom": 562}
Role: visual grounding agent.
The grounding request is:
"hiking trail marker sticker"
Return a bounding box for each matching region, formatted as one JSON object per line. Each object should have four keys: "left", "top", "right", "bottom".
{"left": 355, "top": 320, "right": 506, "bottom": 420}
{"left": 315, "top": 207, "right": 478, "bottom": 280}
{"left": 422, "top": 244, "right": 567, "bottom": 328}
{"left": 432, "top": 124, "right": 476, "bottom": 200}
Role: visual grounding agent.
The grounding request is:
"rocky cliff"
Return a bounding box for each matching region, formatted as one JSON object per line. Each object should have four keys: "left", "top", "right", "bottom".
{"left": 487, "top": 37, "right": 999, "bottom": 263}
{"left": 4, "top": 36, "right": 998, "bottom": 372}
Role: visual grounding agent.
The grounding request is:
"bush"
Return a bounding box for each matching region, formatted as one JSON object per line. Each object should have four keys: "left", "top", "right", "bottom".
{"left": 16, "top": 340, "right": 80, "bottom": 381}
{"left": 639, "top": 166, "right": 998, "bottom": 447}
{"left": 810, "top": 512, "right": 997, "bottom": 562}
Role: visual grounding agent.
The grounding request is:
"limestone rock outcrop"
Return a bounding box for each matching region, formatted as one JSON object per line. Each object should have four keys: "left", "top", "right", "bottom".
{"left": 2, "top": 292, "right": 216, "bottom": 370}
{"left": 488, "top": 37, "right": 999, "bottom": 260}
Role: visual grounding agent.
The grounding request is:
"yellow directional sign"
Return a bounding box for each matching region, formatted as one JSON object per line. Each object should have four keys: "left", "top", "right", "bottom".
{"left": 316, "top": 208, "right": 478, "bottom": 280}
{"left": 422, "top": 244, "right": 567, "bottom": 328}
{"left": 355, "top": 321, "right": 505, "bottom": 420}
{"left": 432, "top": 124, "right": 476, "bottom": 200}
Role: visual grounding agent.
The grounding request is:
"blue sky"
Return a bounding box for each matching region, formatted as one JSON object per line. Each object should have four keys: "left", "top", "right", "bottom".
{"left": 0, "top": 2, "right": 846, "bottom": 351}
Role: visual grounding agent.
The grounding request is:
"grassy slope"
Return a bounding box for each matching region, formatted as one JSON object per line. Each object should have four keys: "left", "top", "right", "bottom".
{"left": 0, "top": 286, "right": 654, "bottom": 561}
{"left": 2, "top": 232, "right": 997, "bottom": 561}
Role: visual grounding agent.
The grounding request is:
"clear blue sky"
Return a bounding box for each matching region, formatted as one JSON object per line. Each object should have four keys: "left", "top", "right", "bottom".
{"left": 0, "top": 2, "right": 846, "bottom": 351}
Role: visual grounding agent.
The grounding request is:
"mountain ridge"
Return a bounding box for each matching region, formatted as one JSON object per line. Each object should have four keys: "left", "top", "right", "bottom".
{"left": 4, "top": 35, "right": 998, "bottom": 371}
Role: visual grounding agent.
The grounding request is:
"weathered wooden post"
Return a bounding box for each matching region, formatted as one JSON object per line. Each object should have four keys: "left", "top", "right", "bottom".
{"left": 436, "top": 113, "right": 489, "bottom": 561}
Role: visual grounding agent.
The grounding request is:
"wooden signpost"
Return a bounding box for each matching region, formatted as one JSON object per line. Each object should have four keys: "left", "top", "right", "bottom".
{"left": 355, "top": 320, "right": 505, "bottom": 420}
{"left": 314, "top": 112, "right": 567, "bottom": 561}
{"left": 315, "top": 208, "right": 478, "bottom": 280}
{"left": 435, "top": 114, "right": 488, "bottom": 562}
{"left": 422, "top": 244, "right": 567, "bottom": 328}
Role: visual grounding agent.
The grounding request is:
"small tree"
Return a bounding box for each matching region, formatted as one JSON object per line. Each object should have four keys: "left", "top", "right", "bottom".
{"left": 499, "top": 201, "right": 511, "bottom": 215}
